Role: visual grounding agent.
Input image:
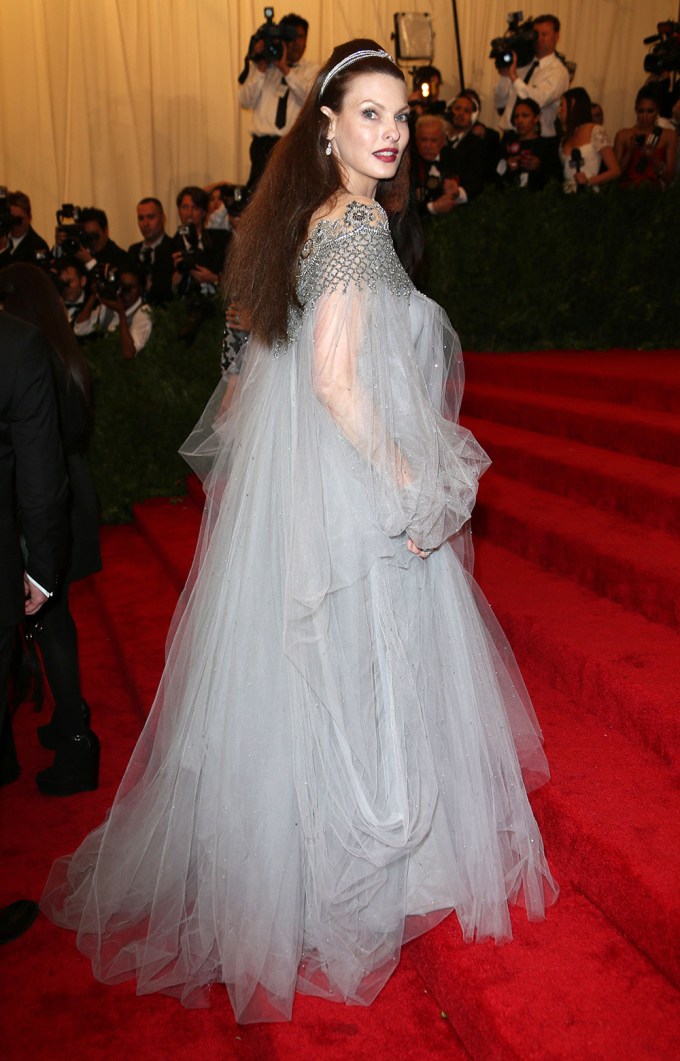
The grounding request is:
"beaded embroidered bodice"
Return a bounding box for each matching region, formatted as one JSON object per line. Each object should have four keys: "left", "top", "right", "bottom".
{"left": 296, "top": 200, "right": 413, "bottom": 311}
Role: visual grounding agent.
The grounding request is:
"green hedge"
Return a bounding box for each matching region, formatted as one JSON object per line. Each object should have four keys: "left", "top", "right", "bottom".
{"left": 421, "top": 182, "right": 680, "bottom": 352}
{"left": 87, "top": 187, "right": 679, "bottom": 521}
{"left": 85, "top": 302, "right": 222, "bottom": 522}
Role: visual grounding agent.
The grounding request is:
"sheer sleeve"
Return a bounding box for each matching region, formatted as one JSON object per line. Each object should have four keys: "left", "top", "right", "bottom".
{"left": 303, "top": 201, "right": 489, "bottom": 552}
{"left": 592, "top": 124, "right": 610, "bottom": 153}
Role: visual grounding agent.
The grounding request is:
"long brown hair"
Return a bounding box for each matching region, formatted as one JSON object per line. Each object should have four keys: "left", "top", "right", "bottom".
{"left": 0, "top": 262, "right": 92, "bottom": 409}
{"left": 561, "top": 87, "right": 593, "bottom": 142}
{"left": 224, "top": 39, "right": 409, "bottom": 345}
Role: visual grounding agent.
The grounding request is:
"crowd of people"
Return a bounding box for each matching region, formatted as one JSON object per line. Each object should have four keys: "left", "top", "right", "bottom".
{"left": 0, "top": 13, "right": 677, "bottom": 367}
{"left": 409, "top": 15, "right": 678, "bottom": 210}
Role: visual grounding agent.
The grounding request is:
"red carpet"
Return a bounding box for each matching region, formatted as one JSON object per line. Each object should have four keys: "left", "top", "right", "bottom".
{"left": 1, "top": 350, "right": 679, "bottom": 1058}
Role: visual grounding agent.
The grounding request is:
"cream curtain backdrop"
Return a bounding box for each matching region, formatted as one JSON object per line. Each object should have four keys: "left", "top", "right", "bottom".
{"left": 0, "top": 1, "right": 672, "bottom": 247}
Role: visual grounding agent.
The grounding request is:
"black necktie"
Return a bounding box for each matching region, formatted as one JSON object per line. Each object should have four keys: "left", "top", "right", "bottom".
{"left": 275, "top": 78, "right": 289, "bottom": 130}
{"left": 524, "top": 60, "right": 539, "bottom": 83}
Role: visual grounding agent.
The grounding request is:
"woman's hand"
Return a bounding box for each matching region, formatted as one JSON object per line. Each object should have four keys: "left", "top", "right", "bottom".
{"left": 407, "top": 538, "right": 432, "bottom": 559}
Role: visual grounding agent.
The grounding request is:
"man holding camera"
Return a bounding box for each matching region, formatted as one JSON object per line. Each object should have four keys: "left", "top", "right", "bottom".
{"left": 73, "top": 264, "right": 152, "bottom": 359}
{"left": 494, "top": 14, "right": 569, "bottom": 139}
{"left": 54, "top": 207, "right": 129, "bottom": 273}
{"left": 238, "top": 13, "right": 318, "bottom": 189}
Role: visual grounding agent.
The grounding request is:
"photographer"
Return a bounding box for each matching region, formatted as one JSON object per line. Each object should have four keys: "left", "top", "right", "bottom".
{"left": 57, "top": 260, "right": 90, "bottom": 323}
{"left": 494, "top": 14, "right": 569, "bottom": 140}
{"left": 171, "top": 186, "right": 228, "bottom": 294}
{"left": 407, "top": 66, "right": 446, "bottom": 119}
{"left": 238, "top": 12, "right": 318, "bottom": 188}
{"left": 54, "top": 207, "right": 129, "bottom": 273}
{"left": 73, "top": 264, "right": 152, "bottom": 359}
{"left": 0, "top": 191, "right": 49, "bottom": 267}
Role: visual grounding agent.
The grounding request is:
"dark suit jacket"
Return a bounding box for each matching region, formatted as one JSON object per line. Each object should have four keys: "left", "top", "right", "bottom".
{"left": 0, "top": 312, "right": 68, "bottom": 626}
{"left": 128, "top": 233, "right": 175, "bottom": 305}
{"left": 440, "top": 133, "right": 486, "bottom": 201}
{"left": 0, "top": 226, "right": 50, "bottom": 269}
{"left": 94, "top": 238, "right": 130, "bottom": 271}
{"left": 441, "top": 132, "right": 487, "bottom": 200}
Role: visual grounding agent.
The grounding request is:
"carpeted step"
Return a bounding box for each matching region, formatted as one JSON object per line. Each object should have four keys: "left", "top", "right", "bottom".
{"left": 464, "top": 349, "right": 680, "bottom": 414}
{"left": 462, "top": 381, "right": 680, "bottom": 466}
{"left": 473, "top": 470, "right": 680, "bottom": 629}
{"left": 408, "top": 883, "right": 680, "bottom": 1061}
{"left": 133, "top": 495, "right": 203, "bottom": 593}
{"left": 89, "top": 524, "right": 182, "bottom": 715}
{"left": 186, "top": 472, "right": 206, "bottom": 508}
{"left": 523, "top": 672, "right": 680, "bottom": 987}
{"left": 463, "top": 414, "right": 680, "bottom": 535}
{"left": 472, "top": 539, "right": 680, "bottom": 769}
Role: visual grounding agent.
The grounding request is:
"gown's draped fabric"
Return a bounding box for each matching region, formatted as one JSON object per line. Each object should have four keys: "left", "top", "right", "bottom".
{"left": 41, "top": 200, "right": 558, "bottom": 1024}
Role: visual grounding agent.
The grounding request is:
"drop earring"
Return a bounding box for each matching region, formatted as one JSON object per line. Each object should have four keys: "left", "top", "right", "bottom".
{"left": 325, "top": 139, "right": 333, "bottom": 156}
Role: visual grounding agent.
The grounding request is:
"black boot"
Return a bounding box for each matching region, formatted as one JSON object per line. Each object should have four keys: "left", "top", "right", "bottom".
{"left": 36, "top": 730, "right": 100, "bottom": 796}
{"left": 37, "top": 701, "right": 91, "bottom": 751}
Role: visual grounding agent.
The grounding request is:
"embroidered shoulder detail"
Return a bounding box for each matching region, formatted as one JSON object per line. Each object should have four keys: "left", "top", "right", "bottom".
{"left": 296, "top": 199, "right": 412, "bottom": 315}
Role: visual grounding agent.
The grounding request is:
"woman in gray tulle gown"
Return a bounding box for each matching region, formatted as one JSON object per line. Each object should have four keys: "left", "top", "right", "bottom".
{"left": 41, "top": 39, "right": 558, "bottom": 1024}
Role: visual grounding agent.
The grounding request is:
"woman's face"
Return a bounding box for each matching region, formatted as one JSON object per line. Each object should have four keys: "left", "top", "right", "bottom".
{"left": 635, "top": 98, "right": 659, "bottom": 131}
{"left": 513, "top": 103, "right": 539, "bottom": 138}
{"left": 322, "top": 72, "right": 410, "bottom": 198}
{"left": 557, "top": 96, "right": 567, "bottom": 125}
{"left": 209, "top": 188, "right": 223, "bottom": 213}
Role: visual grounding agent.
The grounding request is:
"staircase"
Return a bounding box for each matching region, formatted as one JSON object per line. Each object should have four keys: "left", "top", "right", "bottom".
{"left": 408, "top": 349, "right": 680, "bottom": 1058}
{"left": 64, "top": 350, "right": 680, "bottom": 1058}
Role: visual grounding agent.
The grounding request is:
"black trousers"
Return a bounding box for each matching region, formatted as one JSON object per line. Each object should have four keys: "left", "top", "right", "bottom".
{"left": 29, "top": 583, "right": 85, "bottom": 738}
{"left": 0, "top": 626, "right": 19, "bottom": 783}
{"left": 247, "top": 135, "right": 281, "bottom": 190}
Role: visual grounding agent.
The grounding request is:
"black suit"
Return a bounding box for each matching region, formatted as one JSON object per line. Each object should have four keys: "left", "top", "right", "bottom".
{"left": 93, "top": 238, "right": 130, "bottom": 271}
{"left": 0, "top": 312, "right": 68, "bottom": 780}
{"left": 0, "top": 226, "right": 50, "bottom": 269}
{"left": 128, "top": 233, "right": 175, "bottom": 305}
{"left": 440, "top": 132, "right": 486, "bottom": 201}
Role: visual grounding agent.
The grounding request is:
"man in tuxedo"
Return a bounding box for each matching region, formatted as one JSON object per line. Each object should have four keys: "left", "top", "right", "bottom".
{"left": 128, "top": 198, "right": 175, "bottom": 305}
{"left": 412, "top": 115, "right": 459, "bottom": 216}
{"left": 0, "top": 191, "right": 50, "bottom": 268}
{"left": 0, "top": 310, "right": 68, "bottom": 789}
{"left": 57, "top": 260, "right": 90, "bottom": 324}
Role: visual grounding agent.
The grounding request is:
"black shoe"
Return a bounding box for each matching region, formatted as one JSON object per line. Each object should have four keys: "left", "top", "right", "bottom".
{"left": 36, "top": 730, "right": 100, "bottom": 796}
{"left": 0, "top": 900, "right": 39, "bottom": 944}
{"left": 37, "top": 701, "right": 91, "bottom": 751}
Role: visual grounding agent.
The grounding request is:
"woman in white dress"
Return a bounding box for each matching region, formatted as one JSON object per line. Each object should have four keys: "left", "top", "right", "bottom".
{"left": 559, "top": 87, "right": 620, "bottom": 192}
{"left": 41, "top": 40, "right": 558, "bottom": 1024}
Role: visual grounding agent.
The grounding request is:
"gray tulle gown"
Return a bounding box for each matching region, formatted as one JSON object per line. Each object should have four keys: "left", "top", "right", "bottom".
{"left": 41, "top": 199, "right": 558, "bottom": 1023}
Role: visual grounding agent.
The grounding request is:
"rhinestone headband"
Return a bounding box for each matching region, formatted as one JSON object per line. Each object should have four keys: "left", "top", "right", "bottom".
{"left": 319, "top": 49, "right": 396, "bottom": 98}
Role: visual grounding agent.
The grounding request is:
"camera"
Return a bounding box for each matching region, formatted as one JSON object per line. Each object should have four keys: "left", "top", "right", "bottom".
{"left": 643, "top": 21, "right": 680, "bottom": 75}
{"left": 92, "top": 263, "right": 121, "bottom": 300}
{"left": 248, "top": 7, "right": 297, "bottom": 64}
{"left": 218, "top": 184, "right": 250, "bottom": 218}
{"left": 490, "top": 11, "right": 537, "bottom": 71}
{"left": 55, "top": 204, "right": 95, "bottom": 257}
{"left": 174, "top": 222, "right": 199, "bottom": 272}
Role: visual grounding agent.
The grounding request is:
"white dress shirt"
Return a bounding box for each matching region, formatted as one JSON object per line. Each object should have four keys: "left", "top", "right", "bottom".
{"left": 74, "top": 298, "right": 152, "bottom": 354}
{"left": 494, "top": 52, "right": 570, "bottom": 137}
{"left": 238, "top": 60, "right": 318, "bottom": 137}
